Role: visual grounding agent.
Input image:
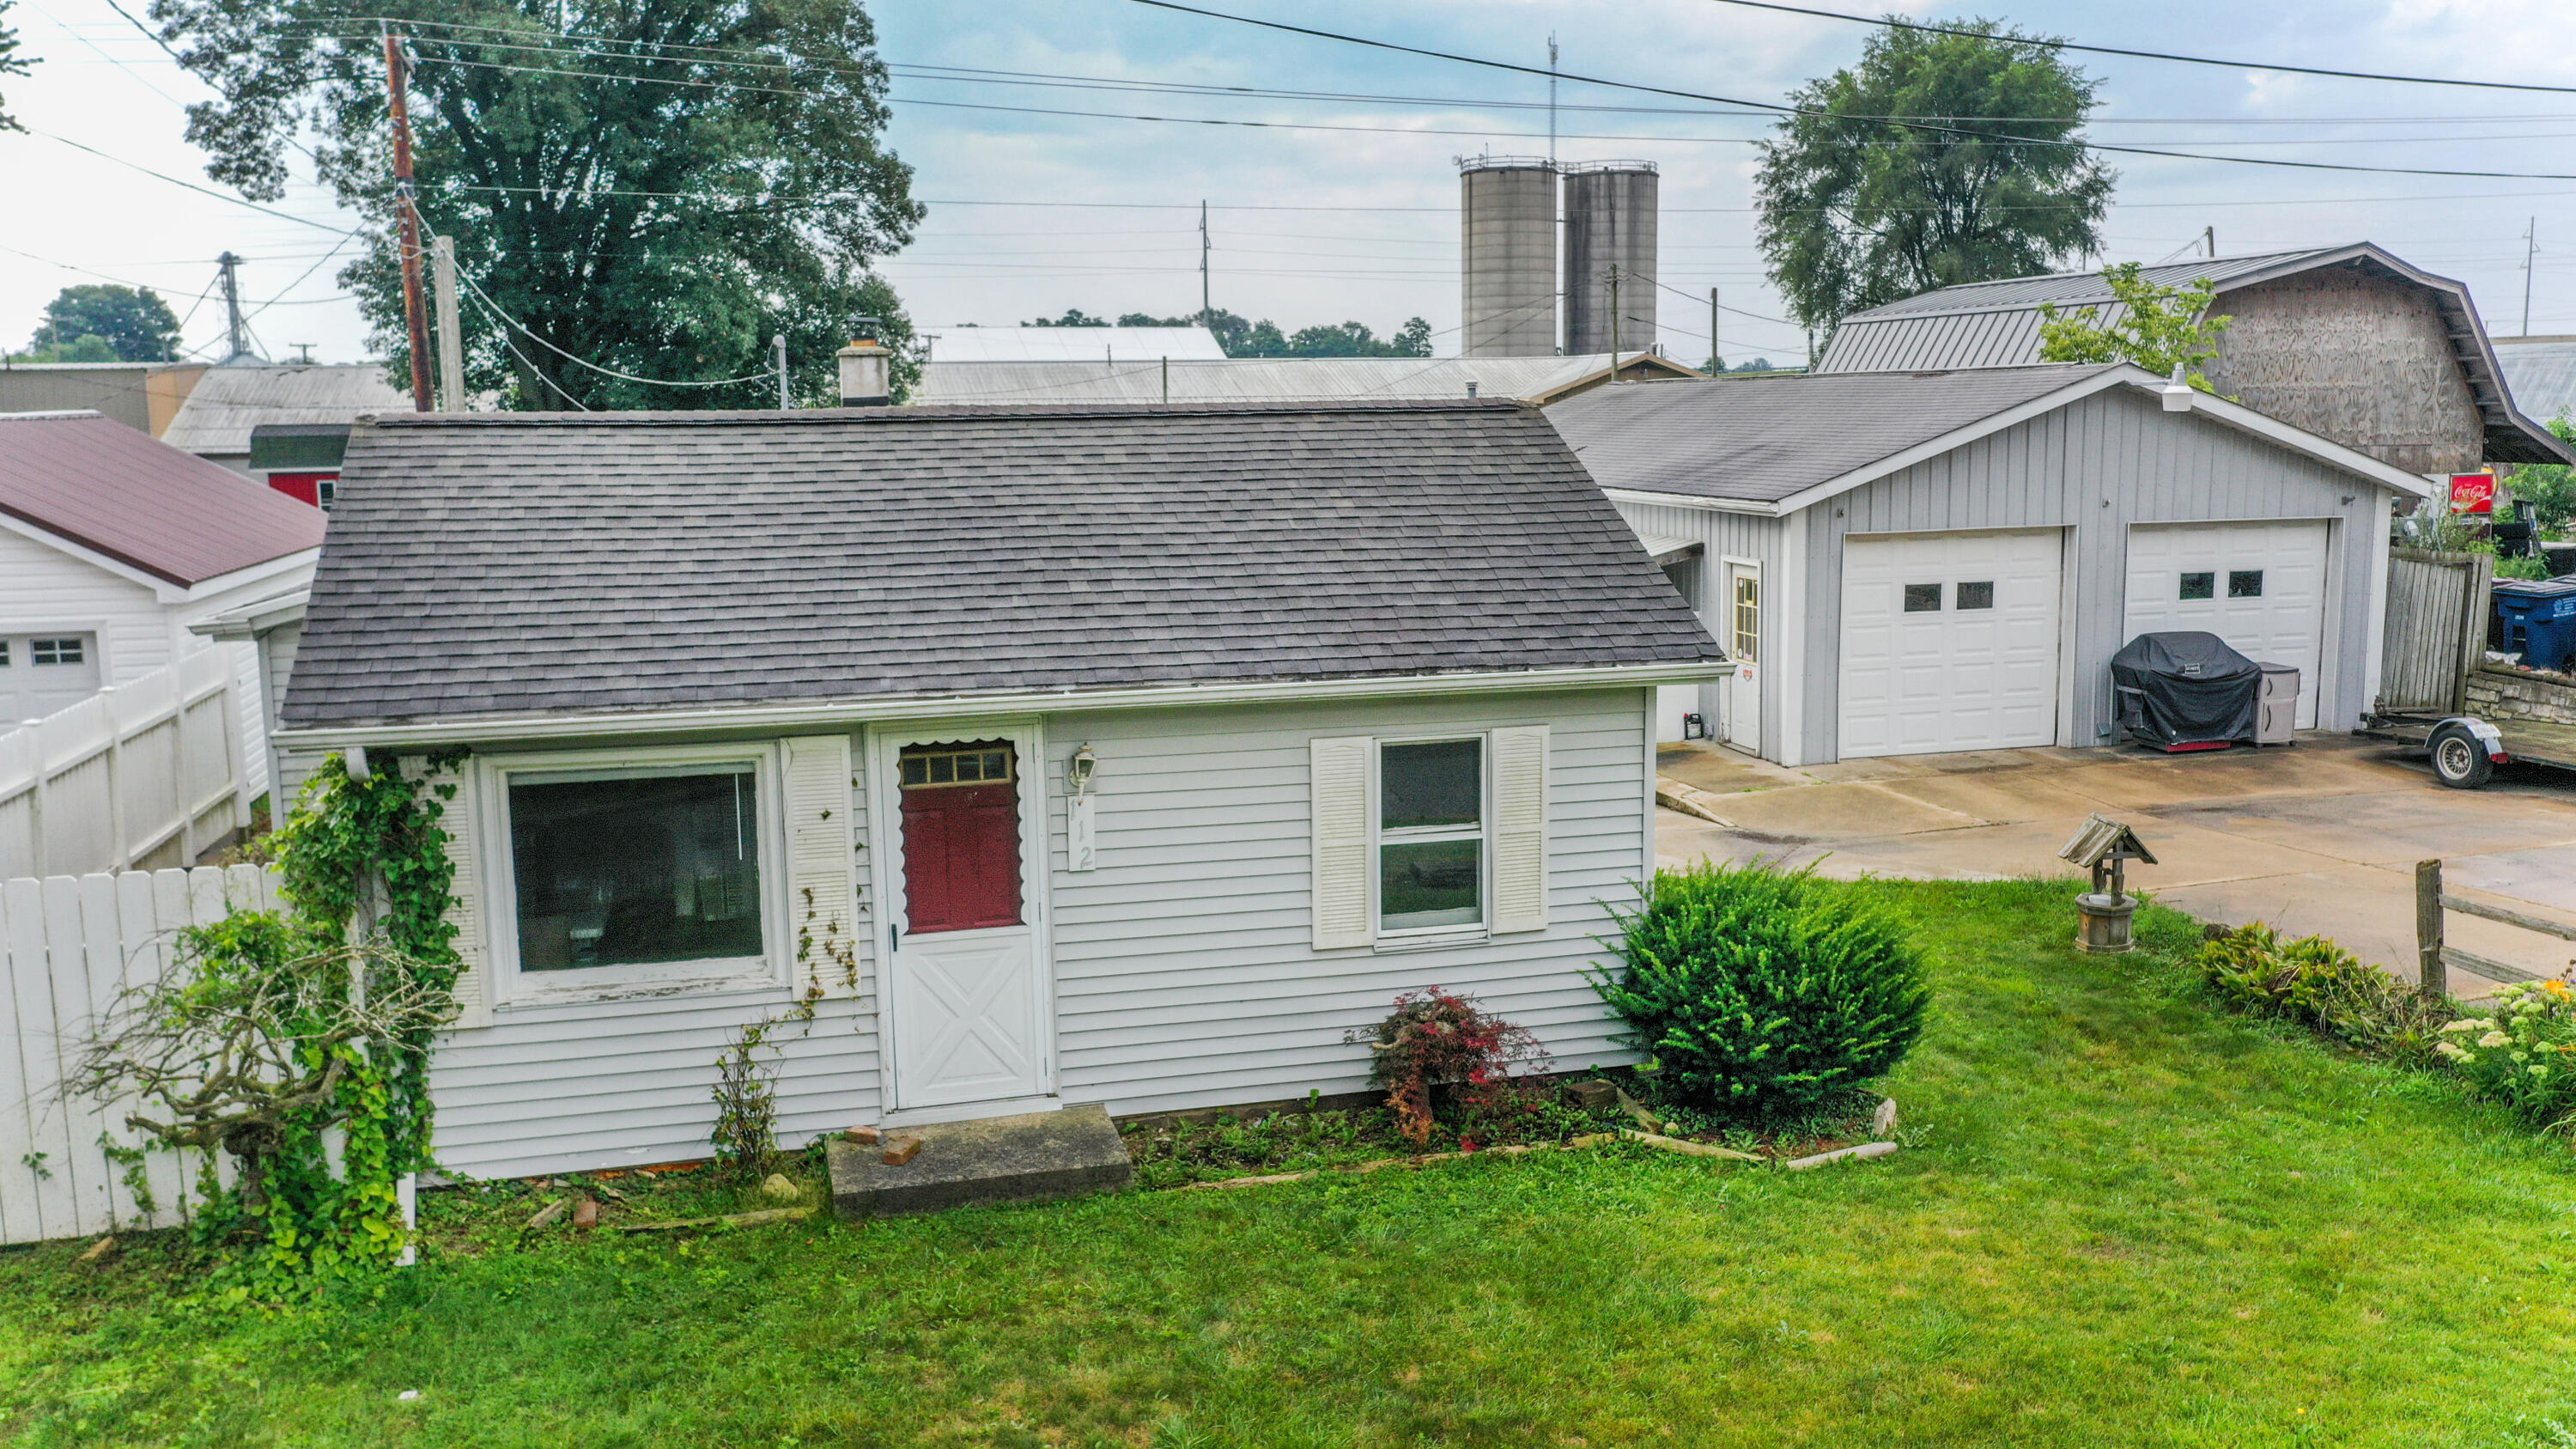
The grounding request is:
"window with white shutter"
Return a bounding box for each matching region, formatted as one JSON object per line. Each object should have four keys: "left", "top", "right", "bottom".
{"left": 1309, "top": 735, "right": 1374, "bottom": 949}
{"left": 434, "top": 762, "right": 491, "bottom": 1029}
{"left": 1487, "top": 725, "right": 1550, "bottom": 933}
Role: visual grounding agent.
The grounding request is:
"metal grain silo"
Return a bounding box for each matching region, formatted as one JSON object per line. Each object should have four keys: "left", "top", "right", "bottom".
{"left": 1562, "top": 161, "right": 1658, "bottom": 357}
{"left": 1459, "top": 157, "right": 1558, "bottom": 357}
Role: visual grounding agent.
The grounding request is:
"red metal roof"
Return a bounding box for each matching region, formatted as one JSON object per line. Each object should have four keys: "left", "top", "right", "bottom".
{"left": 0, "top": 411, "right": 325, "bottom": 586}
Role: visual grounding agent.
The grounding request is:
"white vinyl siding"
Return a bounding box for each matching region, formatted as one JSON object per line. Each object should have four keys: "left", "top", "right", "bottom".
{"left": 413, "top": 691, "right": 1642, "bottom": 1179}
{"left": 0, "top": 528, "right": 169, "bottom": 692}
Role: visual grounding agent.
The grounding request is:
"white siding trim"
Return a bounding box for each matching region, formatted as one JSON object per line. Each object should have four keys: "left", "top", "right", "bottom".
{"left": 1777, "top": 506, "right": 1811, "bottom": 768}
{"left": 1488, "top": 723, "right": 1549, "bottom": 934}
{"left": 1309, "top": 735, "right": 1373, "bottom": 950}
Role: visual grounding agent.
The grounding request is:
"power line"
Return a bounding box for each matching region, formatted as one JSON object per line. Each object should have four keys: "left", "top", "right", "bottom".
{"left": 25, "top": 131, "right": 361, "bottom": 234}
{"left": 1117, "top": 0, "right": 2576, "bottom": 183}
{"left": 1698, "top": 0, "right": 2576, "bottom": 98}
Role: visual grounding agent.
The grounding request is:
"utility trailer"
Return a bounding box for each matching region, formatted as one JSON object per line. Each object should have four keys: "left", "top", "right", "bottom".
{"left": 2362, "top": 710, "right": 2576, "bottom": 788}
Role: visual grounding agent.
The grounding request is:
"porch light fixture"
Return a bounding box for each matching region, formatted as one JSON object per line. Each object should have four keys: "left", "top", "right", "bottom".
{"left": 1068, "top": 744, "right": 1098, "bottom": 798}
{"left": 1067, "top": 746, "right": 1100, "bottom": 872}
{"left": 2160, "top": 362, "right": 2195, "bottom": 413}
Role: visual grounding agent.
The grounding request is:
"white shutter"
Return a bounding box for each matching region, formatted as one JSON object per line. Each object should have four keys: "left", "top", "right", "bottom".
{"left": 1489, "top": 725, "right": 1551, "bottom": 934}
{"left": 1310, "top": 735, "right": 1375, "bottom": 950}
{"left": 781, "top": 734, "right": 862, "bottom": 996}
{"left": 434, "top": 761, "right": 491, "bottom": 1029}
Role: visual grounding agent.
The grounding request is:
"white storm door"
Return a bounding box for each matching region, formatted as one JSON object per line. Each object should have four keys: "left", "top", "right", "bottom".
{"left": 1722, "top": 563, "right": 1762, "bottom": 756}
{"left": 879, "top": 727, "right": 1053, "bottom": 1112}
{"left": 1838, "top": 530, "right": 2063, "bottom": 759}
{"left": 2123, "top": 521, "right": 2329, "bottom": 729}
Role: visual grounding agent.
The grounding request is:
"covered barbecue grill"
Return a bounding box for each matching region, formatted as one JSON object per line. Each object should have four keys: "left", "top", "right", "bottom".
{"left": 2112, "top": 631, "right": 2261, "bottom": 752}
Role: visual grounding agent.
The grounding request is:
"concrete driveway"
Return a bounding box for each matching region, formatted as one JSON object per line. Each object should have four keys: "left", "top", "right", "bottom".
{"left": 1656, "top": 734, "right": 2576, "bottom": 994}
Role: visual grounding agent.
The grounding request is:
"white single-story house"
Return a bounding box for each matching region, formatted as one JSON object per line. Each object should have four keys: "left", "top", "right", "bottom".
{"left": 1546, "top": 363, "right": 2433, "bottom": 765}
{"left": 274, "top": 400, "right": 1728, "bottom": 1178}
{"left": 0, "top": 411, "right": 324, "bottom": 796}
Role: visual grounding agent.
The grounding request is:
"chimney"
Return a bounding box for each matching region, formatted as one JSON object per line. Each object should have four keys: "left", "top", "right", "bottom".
{"left": 836, "top": 320, "right": 892, "bottom": 406}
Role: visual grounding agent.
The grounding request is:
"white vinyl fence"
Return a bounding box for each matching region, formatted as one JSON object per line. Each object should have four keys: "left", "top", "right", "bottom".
{"left": 2, "top": 865, "right": 280, "bottom": 1246}
{"left": 0, "top": 648, "right": 249, "bottom": 880}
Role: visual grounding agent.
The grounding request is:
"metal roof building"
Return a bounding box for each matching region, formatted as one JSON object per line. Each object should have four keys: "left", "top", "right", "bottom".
{"left": 924, "top": 326, "right": 1228, "bottom": 364}
{"left": 913, "top": 353, "right": 1700, "bottom": 407}
{"left": 160, "top": 363, "right": 411, "bottom": 472}
{"left": 1816, "top": 243, "right": 2569, "bottom": 472}
{"left": 2494, "top": 337, "right": 2576, "bottom": 430}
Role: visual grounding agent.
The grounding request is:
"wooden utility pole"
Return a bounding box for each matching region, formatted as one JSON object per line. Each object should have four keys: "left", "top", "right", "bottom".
{"left": 1607, "top": 263, "right": 1622, "bottom": 377}
{"left": 384, "top": 29, "right": 434, "bottom": 411}
{"left": 1199, "top": 200, "right": 1211, "bottom": 330}
{"left": 431, "top": 234, "right": 465, "bottom": 410}
{"left": 1709, "top": 286, "right": 1720, "bottom": 373}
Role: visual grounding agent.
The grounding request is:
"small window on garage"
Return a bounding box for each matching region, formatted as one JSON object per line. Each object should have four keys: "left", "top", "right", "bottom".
{"left": 2228, "top": 569, "right": 2264, "bottom": 599}
{"left": 31, "top": 637, "right": 85, "bottom": 666}
{"left": 2179, "top": 571, "right": 2215, "bottom": 600}
{"left": 1956, "top": 581, "right": 1995, "bottom": 611}
{"left": 1903, "top": 582, "right": 1942, "bottom": 612}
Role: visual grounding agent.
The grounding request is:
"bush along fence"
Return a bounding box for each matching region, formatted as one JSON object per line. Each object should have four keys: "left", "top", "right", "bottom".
{"left": 0, "top": 751, "right": 466, "bottom": 1299}
{"left": 0, "top": 863, "right": 282, "bottom": 1247}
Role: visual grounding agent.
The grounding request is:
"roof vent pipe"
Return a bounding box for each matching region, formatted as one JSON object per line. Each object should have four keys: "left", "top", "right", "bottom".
{"left": 1467, "top": 381, "right": 1479, "bottom": 399}
{"left": 837, "top": 319, "right": 891, "bottom": 407}
{"left": 2159, "top": 362, "right": 2195, "bottom": 413}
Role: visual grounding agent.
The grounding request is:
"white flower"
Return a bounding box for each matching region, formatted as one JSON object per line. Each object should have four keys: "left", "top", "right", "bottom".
{"left": 2444, "top": 1019, "right": 2496, "bottom": 1035}
{"left": 2481, "top": 1031, "right": 2513, "bottom": 1049}
{"left": 2435, "top": 1041, "right": 2473, "bottom": 1062}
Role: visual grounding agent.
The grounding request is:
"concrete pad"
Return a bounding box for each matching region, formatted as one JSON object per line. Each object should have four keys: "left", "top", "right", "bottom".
{"left": 1871, "top": 769, "right": 2125, "bottom": 825}
{"left": 1706, "top": 782, "right": 1986, "bottom": 842}
{"left": 2442, "top": 844, "right": 2576, "bottom": 914}
{"left": 2142, "top": 790, "right": 2576, "bottom": 868}
{"left": 1654, "top": 742, "right": 1809, "bottom": 796}
{"left": 827, "top": 1104, "right": 1132, "bottom": 1221}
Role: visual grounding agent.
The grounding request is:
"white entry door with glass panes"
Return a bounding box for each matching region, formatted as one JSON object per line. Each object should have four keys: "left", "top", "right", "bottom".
{"left": 1722, "top": 563, "right": 1760, "bottom": 755}
{"left": 878, "top": 729, "right": 1052, "bottom": 1112}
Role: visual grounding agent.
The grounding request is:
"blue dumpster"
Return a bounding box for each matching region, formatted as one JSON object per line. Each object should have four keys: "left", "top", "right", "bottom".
{"left": 2493, "top": 577, "right": 2576, "bottom": 672}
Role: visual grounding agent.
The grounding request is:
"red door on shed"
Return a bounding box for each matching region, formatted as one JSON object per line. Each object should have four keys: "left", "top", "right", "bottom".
{"left": 899, "top": 742, "right": 1024, "bottom": 934}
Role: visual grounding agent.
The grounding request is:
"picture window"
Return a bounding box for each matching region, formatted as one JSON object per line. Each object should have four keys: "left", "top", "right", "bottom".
{"left": 2178, "top": 572, "right": 2215, "bottom": 601}
{"left": 2229, "top": 569, "right": 2265, "bottom": 599}
{"left": 1956, "top": 581, "right": 1996, "bottom": 611}
{"left": 507, "top": 766, "right": 763, "bottom": 974}
{"left": 1902, "top": 582, "right": 1942, "bottom": 612}
{"left": 1379, "top": 739, "right": 1481, "bottom": 932}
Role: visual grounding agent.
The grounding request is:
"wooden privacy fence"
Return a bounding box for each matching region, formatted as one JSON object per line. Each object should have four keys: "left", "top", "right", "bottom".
{"left": 0, "top": 648, "right": 247, "bottom": 880}
{"left": 2379, "top": 547, "right": 2494, "bottom": 715}
{"left": 2413, "top": 858, "right": 2573, "bottom": 996}
{"left": 1, "top": 865, "right": 280, "bottom": 1247}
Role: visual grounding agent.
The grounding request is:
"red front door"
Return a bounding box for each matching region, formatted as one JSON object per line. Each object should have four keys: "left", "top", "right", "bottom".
{"left": 899, "top": 742, "right": 1023, "bottom": 934}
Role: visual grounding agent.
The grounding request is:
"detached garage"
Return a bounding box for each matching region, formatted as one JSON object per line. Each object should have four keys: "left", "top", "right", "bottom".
{"left": 1548, "top": 362, "right": 2432, "bottom": 766}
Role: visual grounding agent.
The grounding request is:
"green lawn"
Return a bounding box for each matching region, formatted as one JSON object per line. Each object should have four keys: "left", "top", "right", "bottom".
{"left": 7, "top": 880, "right": 2576, "bottom": 1447}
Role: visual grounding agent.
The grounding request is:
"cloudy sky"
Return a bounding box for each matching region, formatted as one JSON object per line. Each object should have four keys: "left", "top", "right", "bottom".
{"left": 5, "top": 0, "right": 2575, "bottom": 368}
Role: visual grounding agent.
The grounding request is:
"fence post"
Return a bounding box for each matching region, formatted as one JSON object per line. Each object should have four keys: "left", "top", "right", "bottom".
{"left": 2416, "top": 857, "right": 2447, "bottom": 999}
{"left": 22, "top": 721, "right": 46, "bottom": 878}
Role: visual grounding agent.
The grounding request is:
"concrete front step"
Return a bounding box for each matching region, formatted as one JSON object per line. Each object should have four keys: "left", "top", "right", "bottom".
{"left": 825, "top": 1102, "right": 1133, "bottom": 1221}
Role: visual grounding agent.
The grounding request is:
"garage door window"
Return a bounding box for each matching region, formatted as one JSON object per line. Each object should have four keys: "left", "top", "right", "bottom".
{"left": 2229, "top": 569, "right": 2264, "bottom": 599}
{"left": 1957, "top": 581, "right": 1995, "bottom": 611}
{"left": 1903, "top": 583, "right": 1942, "bottom": 612}
{"left": 2179, "top": 572, "right": 2215, "bottom": 600}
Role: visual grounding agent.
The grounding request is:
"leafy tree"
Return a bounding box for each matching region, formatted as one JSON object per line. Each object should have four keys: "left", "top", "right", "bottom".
{"left": 1756, "top": 18, "right": 2113, "bottom": 338}
{"left": 31, "top": 284, "right": 184, "bottom": 362}
{"left": 151, "top": 0, "right": 921, "bottom": 409}
{"left": 11, "top": 334, "right": 123, "bottom": 363}
{"left": 1185, "top": 309, "right": 1433, "bottom": 358}
{"left": 0, "top": 0, "right": 31, "bottom": 133}
{"left": 1116, "top": 311, "right": 1200, "bottom": 327}
{"left": 2506, "top": 415, "right": 2576, "bottom": 539}
{"left": 2037, "top": 263, "right": 2231, "bottom": 391}
{"left": 1026, "top": 308, "right": 1110, "bottom": 327}
{"left": 1706, "top": 356, "right": 1781, "bottom": 374}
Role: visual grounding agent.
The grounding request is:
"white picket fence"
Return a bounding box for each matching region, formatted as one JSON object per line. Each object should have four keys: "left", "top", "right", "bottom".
{"left": 0, "top": 648, "right": 248, "bottom": 880}
{"left": 1, "top": 865, "right": 281, "bottom": 1246}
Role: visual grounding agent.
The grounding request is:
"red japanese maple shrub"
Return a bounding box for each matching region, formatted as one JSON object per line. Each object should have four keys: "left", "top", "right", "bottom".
{"left": 1354, "top": 988, "right": 1551, "bottom": 1145}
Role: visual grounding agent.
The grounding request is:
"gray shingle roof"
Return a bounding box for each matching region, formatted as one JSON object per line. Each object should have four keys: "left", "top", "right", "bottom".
{"left": 1545, "top": 365, "right": 2119, "bottom": 504}
{"left": 283, "top": 400, "right": 1724, "bottom": 729}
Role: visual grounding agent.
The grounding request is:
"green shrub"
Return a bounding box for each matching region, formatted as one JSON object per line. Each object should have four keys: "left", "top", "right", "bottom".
{"left": 2436, "top": 979, "right": 2576, "bottom": 1133}
{"left": 2194, "top": 922, "right": 2444, "bottom": 1057}
{"left": 1595, "top": 862, "right": 1929, "bottom": 1120}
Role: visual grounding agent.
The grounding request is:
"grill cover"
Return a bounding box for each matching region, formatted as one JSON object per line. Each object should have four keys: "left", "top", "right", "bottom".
{"left": 2112, "top": 631, "right": 2260, "bottom": 749}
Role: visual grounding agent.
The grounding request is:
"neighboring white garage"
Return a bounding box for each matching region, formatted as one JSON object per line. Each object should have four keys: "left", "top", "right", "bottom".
{"left": 2123, "top": 521, "right": 2330, "bottom": 728}
{"left": 1839, "top": 529, "right": 2063, "bottom": 758}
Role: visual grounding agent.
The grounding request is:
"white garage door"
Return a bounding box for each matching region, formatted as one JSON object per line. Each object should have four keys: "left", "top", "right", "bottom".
{"left": 1839, "top": 530, "right": 2063, "bottom": 759}
{"left": 2123, "top": 521, "right": 2328, "bottom": 729}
